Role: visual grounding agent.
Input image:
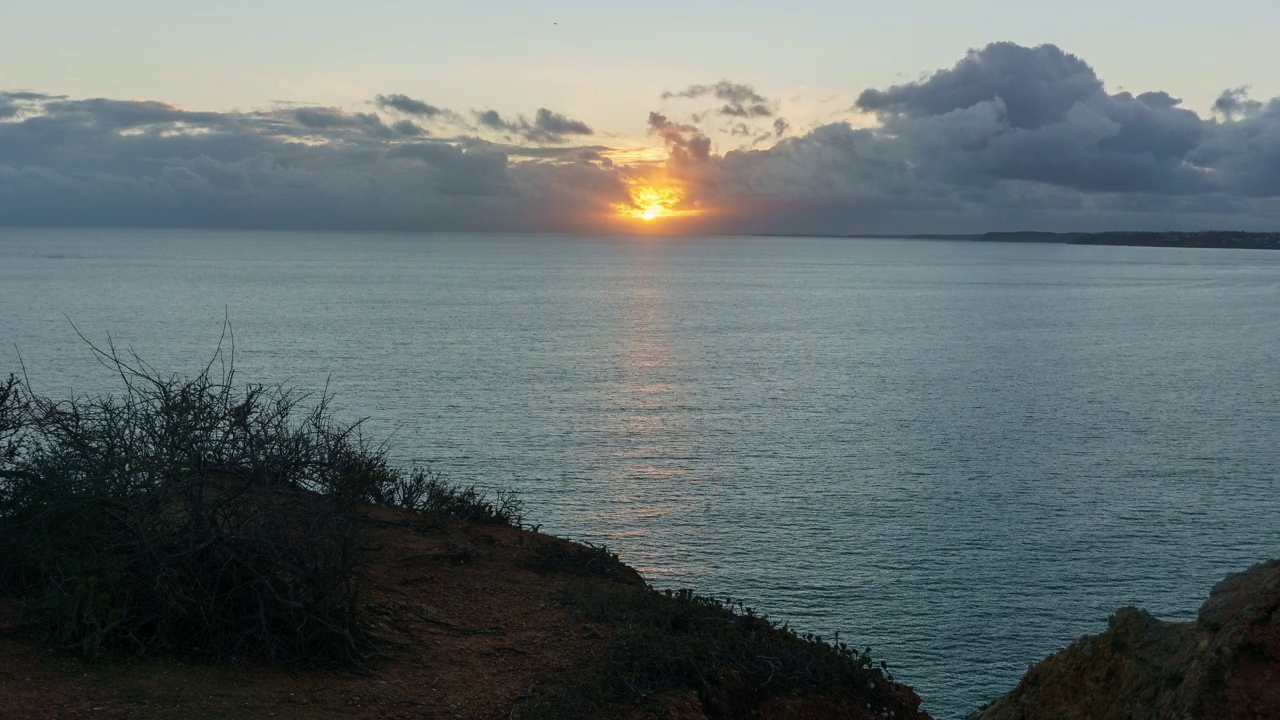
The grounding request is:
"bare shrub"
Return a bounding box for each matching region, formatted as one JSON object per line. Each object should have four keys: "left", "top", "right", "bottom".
{"left": 0, "top": 328, "right": 520, "bottom": 664}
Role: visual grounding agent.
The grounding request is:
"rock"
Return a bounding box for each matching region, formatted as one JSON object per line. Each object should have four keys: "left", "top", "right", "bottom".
{"left": 971, "top": 559, "right": 1280, "bottom": 720}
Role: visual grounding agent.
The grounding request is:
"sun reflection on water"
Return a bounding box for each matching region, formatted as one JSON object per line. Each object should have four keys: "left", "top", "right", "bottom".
{"left": 579, "top": 251, "right": 699, "bottom": 580}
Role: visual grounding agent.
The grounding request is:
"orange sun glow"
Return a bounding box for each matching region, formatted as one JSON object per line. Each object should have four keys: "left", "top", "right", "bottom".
{"left": 615, "top": 177, "right": 696, "bottom": 222}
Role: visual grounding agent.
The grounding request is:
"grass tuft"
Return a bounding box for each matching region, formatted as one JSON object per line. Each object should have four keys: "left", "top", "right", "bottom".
{"left": 519, "top": 584, "right": 905, "bottom": 719}
{"left": 375, "top": 465, "right": 524, "bottom": 526}
{"left": 528, "top": 540, "right": 633, "bottom": 581}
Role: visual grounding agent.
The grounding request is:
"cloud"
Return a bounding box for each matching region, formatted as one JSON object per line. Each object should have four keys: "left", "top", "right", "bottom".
{"left": 856, "top": 42, "right": 1102, "bottom": 130}
{"left": 474, "top": 108, "right": 514, "bottom": 131}
{"left": 1212, "top": 86, "right": 1263, "bottom": 119}
{"left": 374, "top": 93, "right": 442, "bottom": 117}
{"left": 392, "top": 119, "right": 427, "bottom": 137}
{"left": 647, "top": 111, "right": 711, "bottom": 164}
{"left": 843, "top": 42, "right": 1212, "bottom": 195}
{"left": 0, "top": 91, "right": 623, "bottom": 233}
{"left": 532, "top": 108, "right": 592, "bottom": 137}
{"left": 473, "top": 107, "right": 594, "bottom": 143}
{"left": 1191, "top": 94, "right": 1280, "bottom": 196}
{"left": 289, "top": 106, "right": 400, "bottom": 139}
{"left": 5, "top": 42, "right": 1280, "bottom": 236}
{"left": 663, "top": 81, "right": 775, "bottom": 118}
{"left": 649, "top": 43, "right": 1280, "bottom": 233}
{"left": 660, "top": 81, "right": 782, "bottom": 153}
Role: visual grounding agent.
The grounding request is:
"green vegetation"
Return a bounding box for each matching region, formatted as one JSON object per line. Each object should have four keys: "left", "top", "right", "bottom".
{"left": 528, "top": 539, "right": 634, "bottom": 580}
{"left": 0, "top": 333, "right": 519, "bottom": 665}
{"left": 396, "top": 465, "right": 524, "bottom": 527}
{"left": 1, "top": 330, "right": 908, "bottom": 719}
{"left": 522, "top": 567, "right": 904, "bottom": 719}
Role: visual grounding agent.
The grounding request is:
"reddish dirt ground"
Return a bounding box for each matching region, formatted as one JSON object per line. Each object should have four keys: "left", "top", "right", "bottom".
{"left": 0, "top": 506, "right": 618, "bottom": 720}
{"left": 0, "top": 505, "right": 927, "bottom": 720}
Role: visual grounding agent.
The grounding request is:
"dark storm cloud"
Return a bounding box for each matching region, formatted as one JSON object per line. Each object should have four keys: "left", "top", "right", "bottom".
{"left": 291, "top": 106, "right": 396, "bottom": 138}
{"left": 1212, "top": 87, "right": 1263, "bottom": 119}
{"left": 533, "top": 108, "right": 592, "bottom": 137}
{"left": 842, "top": 42, "right": 1211, "bottom": 195}
{"left": 37, "top": 96, "right": 230, "bottom": 130}
{"left": 0, "top": 91, "right": 58, "bottom": 119}
{"left": 0, "top": 92, "right": 624, "bottom": 233}
{"left": 6, "top": 42, "right": 1280, "bottom": 236}
{"left": 856, "top": 42, "right": 1102, "bottom": 129}
{"left": 450, "top": 135, "right": 610, "bottom": 161}
{"left": 648, "top": 111, "right": 711, "bottom": 164}
{"left": 1133, "top": 91, "right": 1180, "bottom": 110}
{"left": 663, "top": 81, "right": 775, "bottom": 118}
{"left": 1192, "top": 94, "right": 1280, "bottom": 196}
{"left": 290, "top": 107, "right": 349, "bottom": 128}
{"left": 392, "top": 119, "right": 427, "bottom": 136}
{"left": 374, "top": 93, "right": 442, "bottom": 117}
{"left": 474, "top": 109, "right": 515, "bottom": 131}
{"left": 651, "top": 42, "right": 1280, "bottom": 233}
{"left": 660, "top": 82, "right": 779, "bottom": 154}
{"left": 3, "top": 91, "right": 62, "bottom": 100}
{"left": 473, "top": 108, "right": 594, "bottom": 142}
{"left": 383, "top": 141, "right": 511, "bottom": 195}
{"left": 720, "top": 102, "right": 773, "bottom": 118}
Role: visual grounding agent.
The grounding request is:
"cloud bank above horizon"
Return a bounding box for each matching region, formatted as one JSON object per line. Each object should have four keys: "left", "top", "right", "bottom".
{"left": 3, "top": 42, "right": 1280, "bottom": 236}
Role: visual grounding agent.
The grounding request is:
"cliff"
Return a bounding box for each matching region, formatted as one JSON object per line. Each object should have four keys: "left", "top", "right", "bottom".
{"left": 971, "top": 559, "right": 1280, "bottom": 720}
{"left": 0, "top": 505, "right": 930, "bottom": 720}
{"left": 4, "top": 514, "right": 1279, "bottom": 719}
{"left": 5, "top": 363, "right": 1278, "bottom": 718}
{"left": 1, "top": 357, "right": 936, "bottom": 720}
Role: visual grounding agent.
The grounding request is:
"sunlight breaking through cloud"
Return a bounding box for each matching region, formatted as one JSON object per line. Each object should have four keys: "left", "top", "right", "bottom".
{"left": 4, "top": 43, "right": 1280, "bottom": 234}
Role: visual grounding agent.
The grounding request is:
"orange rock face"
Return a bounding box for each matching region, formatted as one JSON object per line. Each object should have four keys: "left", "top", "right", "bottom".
{"left": 972, "top": 559, "right": 1280, "bottom": 720}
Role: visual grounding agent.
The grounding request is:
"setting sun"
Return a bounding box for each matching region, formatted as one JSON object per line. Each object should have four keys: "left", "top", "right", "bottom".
{"left": 615, "top": 176, "right": 696, "bottom": 222}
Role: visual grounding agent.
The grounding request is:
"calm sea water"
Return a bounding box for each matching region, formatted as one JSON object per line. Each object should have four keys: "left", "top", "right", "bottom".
{"left": 2, "top": 228, "right": 1278, "bottom": 717}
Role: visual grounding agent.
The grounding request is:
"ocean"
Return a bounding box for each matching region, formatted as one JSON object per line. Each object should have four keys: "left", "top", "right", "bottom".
{"left": 2, "top": 228, "right": 1277, "bottom": 717}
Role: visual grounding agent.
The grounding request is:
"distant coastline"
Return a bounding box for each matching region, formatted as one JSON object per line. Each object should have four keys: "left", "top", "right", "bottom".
{"left": 980, "top": 230, "right": 1280, "bottom": 250}
{"left": 762, "top": 231, "right": 1280, "bottom": 249}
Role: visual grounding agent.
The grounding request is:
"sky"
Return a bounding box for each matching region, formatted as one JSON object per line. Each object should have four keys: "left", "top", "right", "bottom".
{"left": 3, "top": 0, "right": 1280, "bottom": 235}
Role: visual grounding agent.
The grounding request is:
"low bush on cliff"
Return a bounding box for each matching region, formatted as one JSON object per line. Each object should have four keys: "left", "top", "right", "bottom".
{"left": 0, "top": 332, "right": 519, "bottom": 665}
{"left": 521, "top": 583, "right": 906, "bottom": 718}
{"left": 381, "top": 465, "right": 524, "bottom": 527}
{"left": 527, "top": 539, "right": 633, "bottom": 580}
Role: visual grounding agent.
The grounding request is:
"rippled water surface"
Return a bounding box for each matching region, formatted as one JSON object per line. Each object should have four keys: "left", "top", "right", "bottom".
{"left": 3, "top": 228, "right": 1278, "bottom": 717}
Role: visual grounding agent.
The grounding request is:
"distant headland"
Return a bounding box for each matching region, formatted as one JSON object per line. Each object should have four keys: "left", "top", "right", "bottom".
{"left": 768, "top": 231, "right": 1280, "bottom": 249}
{"left": 839, "top": 233, "right": 1280, "bottom": 249}
{"left": 979, "top": 230, "right": 1280, "bottom": 250}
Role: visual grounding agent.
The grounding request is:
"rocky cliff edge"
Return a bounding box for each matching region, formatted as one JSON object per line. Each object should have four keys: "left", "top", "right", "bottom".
{"left": 972, "top": 559, "right": 1280, "bottom": 720}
